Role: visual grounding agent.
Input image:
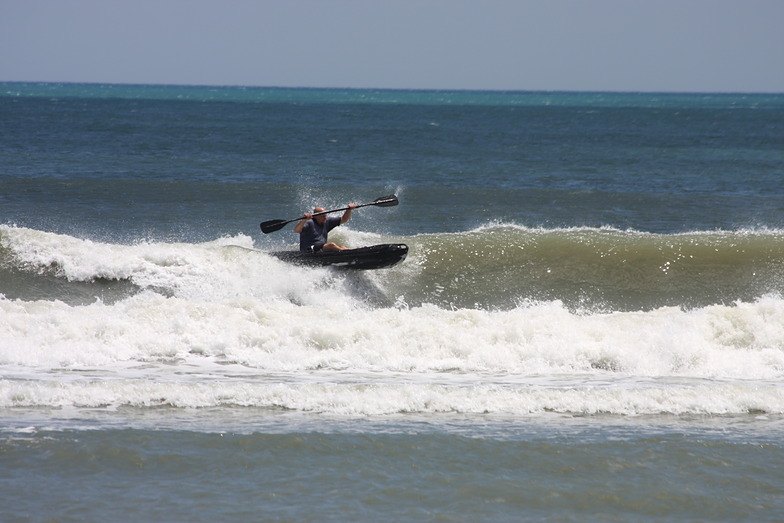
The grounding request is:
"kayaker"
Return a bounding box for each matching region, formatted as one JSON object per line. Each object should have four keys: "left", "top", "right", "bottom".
{"left": 294, "top": 204, "right": 357, "bottom": 252}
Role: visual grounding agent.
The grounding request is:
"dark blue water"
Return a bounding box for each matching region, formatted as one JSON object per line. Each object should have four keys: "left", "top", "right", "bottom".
{"left": 2, "top": 83, "right": 783, "bottom": 243}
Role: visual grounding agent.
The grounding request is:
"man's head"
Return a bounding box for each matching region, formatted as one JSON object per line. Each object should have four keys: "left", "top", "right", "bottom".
{"left": 312, "top": 207, "right": 327, "bottom": 224}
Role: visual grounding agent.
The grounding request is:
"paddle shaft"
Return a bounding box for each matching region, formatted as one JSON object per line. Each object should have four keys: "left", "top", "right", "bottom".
{"left": 304, "top": 201, "right": 368, "bottom": 220}
{"left": 260, "top": 194, "right": 397, "bottom": 234}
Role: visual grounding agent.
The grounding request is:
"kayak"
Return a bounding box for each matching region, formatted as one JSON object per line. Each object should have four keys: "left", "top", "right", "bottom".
{"left": 269, "top": 243, "right": 408, "bottom": 270}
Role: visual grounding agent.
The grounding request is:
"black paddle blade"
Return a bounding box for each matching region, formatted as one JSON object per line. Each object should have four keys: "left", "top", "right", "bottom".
{"left": 260, "top": 219, "right": 289, "bottom": 234}
{"left": 373, "top": 194, "right": 398, "bottom": 207}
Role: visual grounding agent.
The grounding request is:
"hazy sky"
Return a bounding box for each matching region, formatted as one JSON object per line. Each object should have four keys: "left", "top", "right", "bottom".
{"left": 2, "top": 0, "right": 782, "bottom": 93}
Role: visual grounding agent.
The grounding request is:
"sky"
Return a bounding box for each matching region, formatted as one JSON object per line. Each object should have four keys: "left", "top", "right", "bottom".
{"left": 2, "top": 0, "right": 783, "bottom": 93}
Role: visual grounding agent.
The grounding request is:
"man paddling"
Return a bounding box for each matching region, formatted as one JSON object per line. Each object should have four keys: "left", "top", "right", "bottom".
{"left": 294, "top": 204, "right": 357, "bottom": 252}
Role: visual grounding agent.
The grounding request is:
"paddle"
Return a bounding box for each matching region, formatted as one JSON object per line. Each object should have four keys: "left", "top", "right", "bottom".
{"left": 260, "top": 194, "right": 399, "bottom": 234}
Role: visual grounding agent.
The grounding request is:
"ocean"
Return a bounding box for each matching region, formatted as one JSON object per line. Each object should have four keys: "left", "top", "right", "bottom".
{"left": 1, "top": 82, "right": 783, "bottom": 521}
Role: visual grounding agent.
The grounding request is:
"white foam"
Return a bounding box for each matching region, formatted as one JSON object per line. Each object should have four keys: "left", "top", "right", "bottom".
{"left": 1, "top": 291, "right": 783, "bottom": 381}
{"left": 2, "top": 377, "right": 782, "bottom": 416}
{"left": 0, "top": 225, "right": 348, "bottom": 303}
{"left": 2, "top": 225, "right": 784, "bottom": 417}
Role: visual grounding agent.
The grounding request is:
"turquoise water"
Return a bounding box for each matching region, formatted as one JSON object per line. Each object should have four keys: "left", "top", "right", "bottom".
{"left": 1, "top": 82, "right": 783, "bottom": 521}
{"left": 6, "top": 81, "right": 783, "bottom": 107}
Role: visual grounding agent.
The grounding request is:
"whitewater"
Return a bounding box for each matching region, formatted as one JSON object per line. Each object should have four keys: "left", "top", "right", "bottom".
{"left": 3, "top": 224, "right": 783, "bottom": 423}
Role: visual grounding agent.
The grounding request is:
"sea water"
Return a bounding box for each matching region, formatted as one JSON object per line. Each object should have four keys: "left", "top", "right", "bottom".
{"left": 1, "top": 83, "right": 783, "bottom": 521}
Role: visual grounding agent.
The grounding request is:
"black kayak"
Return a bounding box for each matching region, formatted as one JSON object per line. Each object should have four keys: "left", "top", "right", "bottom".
{"left": 269, "top": 243, "right": 408, "bottom": 270}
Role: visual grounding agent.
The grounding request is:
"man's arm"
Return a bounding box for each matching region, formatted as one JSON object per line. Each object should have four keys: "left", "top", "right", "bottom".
{"left": 340, "top": 204, "right": 357, "bottom": 224}
{"left": 293, "top": 213, "right": 311, "bottom": 233}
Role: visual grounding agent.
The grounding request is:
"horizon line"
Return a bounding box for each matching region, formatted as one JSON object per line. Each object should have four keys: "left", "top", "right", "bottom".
{"left": 2, "top": 80, "right": 783, "bottom": 97}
